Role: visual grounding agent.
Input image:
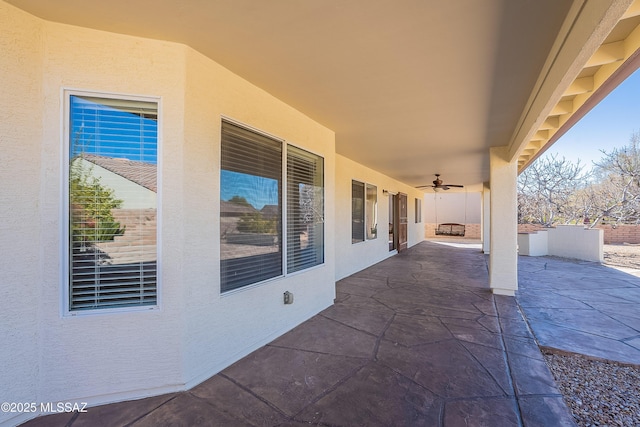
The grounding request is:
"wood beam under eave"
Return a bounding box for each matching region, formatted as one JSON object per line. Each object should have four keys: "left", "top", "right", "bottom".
{"left": 624, "top": 20, "right": 640, "bottom": 58}
{"left": 550, "top": 100, "right": 573, "bottom": 115}
{"left": 563, "top": 76, "right": 594, "bottom": 96}
{"left": 533, "top": 129, "right": 549, "bottom": 141}
{"left": 586, "top": 41, "right": 625, "bottom": 67}
{"left": 523, "top": 50, "right": 640, "bottom": 174}
{"left": 622, "top": 0, "right": 640, "bottom": 18}
{"left": 539, "top": 116, "right": 560, "bottom": 130}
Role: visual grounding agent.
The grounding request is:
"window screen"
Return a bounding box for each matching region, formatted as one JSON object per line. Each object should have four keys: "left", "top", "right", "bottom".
{"left": 68, "top": 95, "right": 158, "bottom": 311}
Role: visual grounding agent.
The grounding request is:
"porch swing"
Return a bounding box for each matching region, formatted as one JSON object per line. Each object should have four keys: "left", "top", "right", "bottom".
{"left": 434, "top": 190, "right": 467, "bottom": 237}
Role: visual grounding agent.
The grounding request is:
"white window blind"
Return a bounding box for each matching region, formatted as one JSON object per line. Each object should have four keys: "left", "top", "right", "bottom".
{"left": 287, "top": 146, "right": 324, "bottom": 272}
{"left": 220, "top": 121, "right": 282, "bottom": 292}
{"left": 68, "top": 95, "right": 158, "bottom": 311}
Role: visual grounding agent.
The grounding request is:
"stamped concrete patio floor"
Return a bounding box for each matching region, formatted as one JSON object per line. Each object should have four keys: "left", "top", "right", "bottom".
{"left": 517, "top": 255, "right": 640, "bottom": 366}
{"left": 23, "top": 241, "right": 575, "bottom": 427}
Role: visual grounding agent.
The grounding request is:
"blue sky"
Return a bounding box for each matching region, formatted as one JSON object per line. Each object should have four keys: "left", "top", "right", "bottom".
{"left": 544, "top": 68, "right": 640, "bottom": 169}
{"left": 220, "top": 170, "right": 279, "bottom": 209}
{"left": 70, "top": 96, "right": 158, "bottom": 164}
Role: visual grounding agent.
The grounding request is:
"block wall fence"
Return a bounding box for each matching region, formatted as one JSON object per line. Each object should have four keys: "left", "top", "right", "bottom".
{"left": 425, "top": 223, "right": 640, "bottom": 244}
{"left": 424, "top": 223, "right": 481, "bottom": 239}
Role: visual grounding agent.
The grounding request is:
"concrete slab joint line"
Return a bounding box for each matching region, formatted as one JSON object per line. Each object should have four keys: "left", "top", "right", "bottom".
{"left": 21, "top": 242, "right": 580, "bottom": 427}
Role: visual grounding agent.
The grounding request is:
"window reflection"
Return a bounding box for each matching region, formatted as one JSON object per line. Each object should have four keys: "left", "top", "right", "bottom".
{"left": 68, "top": 95, "right": 157, "bottom": 311}
{"left": 220, "top": 122, "right": 282, "bottom": 292}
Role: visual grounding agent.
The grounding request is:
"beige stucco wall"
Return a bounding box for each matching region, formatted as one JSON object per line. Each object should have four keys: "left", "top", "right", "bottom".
{"left": 0, "top": 3, "right": 44, "bottom": 423}
{"left": 181, "top": 47, "right": 336, "bottom": 385}
{"left": 0, "top": 2, "right": 336, "bottom": 425}
{"left": 36, "top": 13, "right": 188, "bottom": 420}
{"left": 335, "top": 154, "right": 424, "bottom": 280}
{"left": 518, "top": 226, "right": 603, "bottom": 262}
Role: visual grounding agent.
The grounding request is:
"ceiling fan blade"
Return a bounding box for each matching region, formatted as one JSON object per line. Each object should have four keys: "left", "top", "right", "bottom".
{"left": 415, "top": 185, "right": 433, "bottom": 188}
{"left": 446, "top": 184, "right": 464, "bottom": 188}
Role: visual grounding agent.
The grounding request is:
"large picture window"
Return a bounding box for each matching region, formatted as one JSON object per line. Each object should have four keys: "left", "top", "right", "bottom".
{"left": 220, "top": 121, "right": 324, "bottom": 292}
{"left": 66, "top": 93, "right": 158, "bottom": 312}
{"left": 220, "top": 122, "right": 282, "bottom": 292}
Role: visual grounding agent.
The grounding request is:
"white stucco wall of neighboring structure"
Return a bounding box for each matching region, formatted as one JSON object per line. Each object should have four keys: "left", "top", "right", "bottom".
{"left": 0, "top": 3, "right": 336, "bottom": 425}
{"left": 74, "top": 159, "right": 157, "bottom": 209}
{"left": 334, "top": 155, "right": 425, "bottom": 281}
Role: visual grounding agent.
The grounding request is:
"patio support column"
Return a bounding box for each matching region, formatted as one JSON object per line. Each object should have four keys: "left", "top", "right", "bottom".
{"left": 482, "top": 182, "right": 490, "bottom": 254}
{"left": 489, "top": 147, "right": 518, "bottom": 295}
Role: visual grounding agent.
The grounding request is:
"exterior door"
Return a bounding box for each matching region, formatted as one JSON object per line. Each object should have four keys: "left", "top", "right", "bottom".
{"left": 398, "top": 193, "right": 408, "bottom": 251}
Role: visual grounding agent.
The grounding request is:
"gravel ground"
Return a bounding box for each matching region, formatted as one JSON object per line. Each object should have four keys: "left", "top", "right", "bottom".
{"left": 544, "top": 352, "right": 640, "bottom": 427}
{"left": 603, "top": 243, "right": 640, "bottom": 270}
{"left": 542, "top": 244, "right": 640, "bottom": 426}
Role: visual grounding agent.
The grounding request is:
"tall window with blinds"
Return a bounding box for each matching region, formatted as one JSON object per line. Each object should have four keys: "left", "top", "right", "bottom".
{"left": 366, "top": 184, "right": 377, "bottom": 239}
{"left": 352, "top": 181, "right": 378, "bottom": 243}
{"left": 352, "top": 181, "right": 365, "bottom": 243}
{"left": 220, "top": 121, "right": 324, "bottom": 293}
{"left": 287, "top": 146, "right": 324, "bottom": 273}
{"left": 66, "top": 94, "right": 158, "bottom": 312}
{"left": 220, "top": 122, "right": 283, "bottom": 292}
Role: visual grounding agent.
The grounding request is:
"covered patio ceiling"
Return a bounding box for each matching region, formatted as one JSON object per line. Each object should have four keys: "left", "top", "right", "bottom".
{"left": 8, "top": 0, "right": 640, "bottom": 190}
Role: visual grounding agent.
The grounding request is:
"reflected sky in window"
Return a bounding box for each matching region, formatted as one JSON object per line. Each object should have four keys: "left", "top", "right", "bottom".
{"left": 70, "top": 96, "right": 157, "bottom": 164}
{"left": 221, "top": 170, "right": 278, "bottom": 209}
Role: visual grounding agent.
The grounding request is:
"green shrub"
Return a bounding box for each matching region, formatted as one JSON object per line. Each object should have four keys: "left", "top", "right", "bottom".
{"left": 70, "top": 158, "right": 124, "bottom": 243}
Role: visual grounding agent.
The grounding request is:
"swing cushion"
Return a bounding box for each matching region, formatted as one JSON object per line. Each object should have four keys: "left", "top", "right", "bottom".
{"left": 436, "top": 223, "right": 465, "bottom": 236}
